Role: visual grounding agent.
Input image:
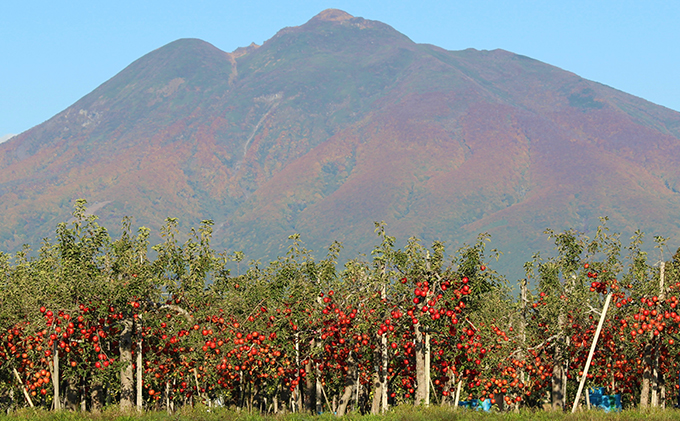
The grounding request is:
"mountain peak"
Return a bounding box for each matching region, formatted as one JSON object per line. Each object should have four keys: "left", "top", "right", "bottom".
{"left": 269, "top": 9, "right": 407, "bottom": 43}
{"left": 309, "top": 9, "right": 354, "bottom": 23}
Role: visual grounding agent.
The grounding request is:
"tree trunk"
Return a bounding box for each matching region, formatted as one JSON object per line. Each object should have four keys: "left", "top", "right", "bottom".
{"left": 119, "top": 318, "right": 134, "bottom": 411}
{"left": 371, "top": 369, "right": 382, "bottom": 414}
{"left": 652, "top": 261, "right": 666, "bottom": 407}
{"left": 518, "top": 279, "right": 528, "bottom": 413}
{"left": 336, "top": 381, "right": 354, "bottom": 415}
{"left": 336, "top": 353, "right": 356, "bottom": 416}
{"left": 90, "top": 381, "right": 104, "bottom": 412}
{"left": 361, "top": 379, "right": 370, "bottom": 413}
{"left": 415, "top": 259, "right": 432, "bottom": 406}
{"left": 51, "top": 342, "right": 60, "bottom": 410}
{"left": 315, "top": 363, "right": 323, "bottom": 414}
{"left": 80, "top": 379, "right": 86, "bottom": 412}
{"left": 494, "top": 392, "right": 505, "bottom": 411}
{"left": 414, "top": 324, "right": 427, "bottom": 405}
{"left": 441, "top": 368, "right": 453, "bottom": 406}
{"left": 661, "top": 385, "right": 666, "bottom": 408}
{"left": 371, "top": 325, "right": 386, "bottom": 415}
{"left": 305, "top": 353, "right": 314, "bottom": 413}
{"left": 652, "top": 336, "right": 660, "bottom": 407}
{"left": 273, "top": 391, "right": 279, "bottom": 414}
{"left": 65, "top": 377, "right": 79, "bottom": 411}
{"left": 551, "top": 313, "right": 566, "bottom": 411}
{"left": 640, "top": 339, "right": 652, "bottom": 407}
{"left": 551, "top": 361, "right": 565, "bottom": 411}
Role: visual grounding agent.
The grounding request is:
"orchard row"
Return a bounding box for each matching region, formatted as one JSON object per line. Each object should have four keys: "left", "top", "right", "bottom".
{"left": 1, "top": 202, "right": 679, "bottom": 414}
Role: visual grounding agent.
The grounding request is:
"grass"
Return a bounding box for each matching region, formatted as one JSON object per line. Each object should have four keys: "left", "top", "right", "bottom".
{"left": 3, "top": 406, "right": 680, "bottom": 421}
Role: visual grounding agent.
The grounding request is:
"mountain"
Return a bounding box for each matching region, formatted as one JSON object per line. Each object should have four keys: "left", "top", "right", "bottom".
{"left": 1, "top": 9, "right": 680, "bottom": 278}
{"left": 0, "top": 135, "right": 14, "bottom": 144}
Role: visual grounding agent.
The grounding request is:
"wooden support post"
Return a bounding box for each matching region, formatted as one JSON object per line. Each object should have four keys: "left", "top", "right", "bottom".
{"left": 318, "top": 376, "right": 334, "bottom": 413}
{"left": 425, "top": 333, "right": 431, "bottom": 406}
{"left": 429, "top": 376, "right": 440, "bottom": 405}
{"left": 165, "top": 382, "right": 171, "bottom": 414}
{"left": 454, "top": 380, "right": 462, "bottom": 410}
{"left": 137, "top": 337, "right": 143, "bottom": 411}
{"left": 381, "top": 283, "right": 389, "bottom": 413}
{"left": 294, "top": 331, "right": 301, "bottom": 412}
{"left": 13, "top": 368, "right": 34, "bottom": 407}
{"left": 315, "top": 363, "right": 322, "bottom": 414}
{"left": 193, "top": 368, "right": 205, "bottom": 404}
{"left": 355, "top": 372, "right": 360, "bottom": 410}
{"left": 52, "top": 342, "right": 60, "bottom": 410}
{"left": 571, "top": 293, "right": 612, "bottom": 413}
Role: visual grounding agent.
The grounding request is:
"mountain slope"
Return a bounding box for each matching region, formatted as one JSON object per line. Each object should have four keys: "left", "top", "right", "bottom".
{"left": 1, "top": 9, "right": 679, "bottom": 277}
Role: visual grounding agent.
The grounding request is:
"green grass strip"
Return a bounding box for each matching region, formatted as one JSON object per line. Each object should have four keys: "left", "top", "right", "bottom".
{"left": 3, "top": 406, "right": 680, "bottom": 421}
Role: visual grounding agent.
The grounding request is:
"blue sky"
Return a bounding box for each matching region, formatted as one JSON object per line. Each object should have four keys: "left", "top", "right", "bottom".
{"left": 1, "top": 0, "right": 678, "bottom": 138}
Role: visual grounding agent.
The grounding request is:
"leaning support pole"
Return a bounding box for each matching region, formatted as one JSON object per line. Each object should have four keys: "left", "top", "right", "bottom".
{"left": 571, "top": 292, "right": 613, "bottom": 413}
{"left": 13, "top": 368, "right": 34, "bottom": 408}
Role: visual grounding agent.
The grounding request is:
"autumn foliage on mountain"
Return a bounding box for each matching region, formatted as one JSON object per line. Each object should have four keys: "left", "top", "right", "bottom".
{"left": 1, "top": 8, "right": 680, "bottom": 279}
